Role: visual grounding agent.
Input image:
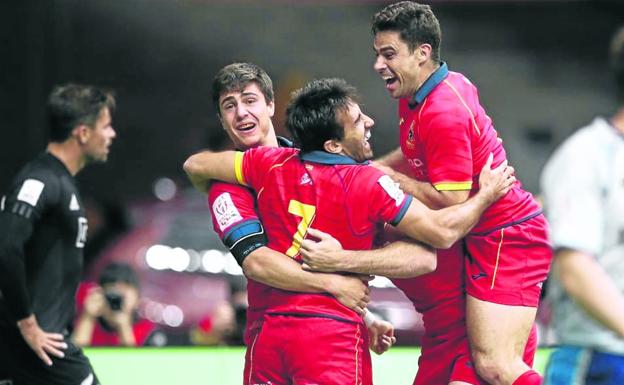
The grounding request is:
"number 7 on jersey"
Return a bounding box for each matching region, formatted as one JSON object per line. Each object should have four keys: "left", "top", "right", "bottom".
{"left": 285, "top": 199, "right": 316, "bottom": 257}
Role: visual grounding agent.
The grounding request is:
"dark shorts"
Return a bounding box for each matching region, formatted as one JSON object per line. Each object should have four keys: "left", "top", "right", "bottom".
{"left": 545, "top": 346, "right": 624, "bottom": 385}
{"left": 244, "top": 314, "right": 372, "bottom": 385}
{"left": 0, "top": 327, "right": 99, "bottom": 385}
{"left": 465, "top": 214, "right": 552, "bottom": 307}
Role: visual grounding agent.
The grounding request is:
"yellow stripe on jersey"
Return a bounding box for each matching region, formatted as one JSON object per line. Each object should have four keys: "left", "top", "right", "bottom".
{"left": 443, "top": 79, "right": 481, "bottom": 136}
{"left": 434, "top": 181, "right": 473, "bottom": 191}
{"left": 234, "top": 152, "right": 247, "bottom": 186}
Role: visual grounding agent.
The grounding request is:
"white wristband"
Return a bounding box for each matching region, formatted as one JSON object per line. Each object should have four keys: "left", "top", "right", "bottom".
{"left": 363, "top": 309, "right": 376, "bottom": 327}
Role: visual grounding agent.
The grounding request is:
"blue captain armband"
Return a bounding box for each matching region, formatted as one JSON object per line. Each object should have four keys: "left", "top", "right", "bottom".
{"left": 222, "top": 220, "right": 268, "bottom": 266}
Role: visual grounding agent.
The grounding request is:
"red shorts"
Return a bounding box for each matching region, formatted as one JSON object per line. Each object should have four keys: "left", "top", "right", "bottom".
{"left": 465, "top": 214, "right": 552, "bottom": 307}
{"left": 244, "top": 314, "right": 372, "bottom": 385}
{"left": 415, "top": 323, "right": 538, "bottom": 385}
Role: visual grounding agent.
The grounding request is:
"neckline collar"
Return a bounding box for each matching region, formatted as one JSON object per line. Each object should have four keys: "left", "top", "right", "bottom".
{"left": 44, "top": 151, "right": 73, "bottom": 177}
{"left": 299, "top": 151, "right": 370, "bottom": 165}
{"left": 409, "top": 61, "right": 449, "bottom": 109}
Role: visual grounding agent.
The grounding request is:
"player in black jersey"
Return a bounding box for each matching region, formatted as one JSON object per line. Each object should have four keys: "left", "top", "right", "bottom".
{"left": 0, "top": 84, "right": 116, "bottom": 385}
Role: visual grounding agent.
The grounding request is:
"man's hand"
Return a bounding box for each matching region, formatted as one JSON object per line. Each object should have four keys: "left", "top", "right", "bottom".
{"left": 326, "top": 274, "right": 372, "bottom": 315}
{"left": 368, "top": 318, "right": 396, "bottom": 355}
{"left": 300, "top": 228, "right": 345, "bottom": 273}
{"left": 17, "top": 314, "right": 67, "bottom": 366}
{"left": 82, "top": 287, "right": 106, "bottom": 319}
{"left": 478, "top": 153, "right": 516, "bottom": 203}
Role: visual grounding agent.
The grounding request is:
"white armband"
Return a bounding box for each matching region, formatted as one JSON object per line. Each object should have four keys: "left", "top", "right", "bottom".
{"left": 363, "top": 309, "right": 376, "bottom": 327}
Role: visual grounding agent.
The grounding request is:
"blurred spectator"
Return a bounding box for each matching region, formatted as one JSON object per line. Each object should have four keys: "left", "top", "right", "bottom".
{"left": 190, "top": 276, "right": 246, "bottom": 346}
{"left": 189, "top": 301, "right": 236, "bottom": 346}
{"left": 540, "top": 26, "right": 624, "bottom": 384}
{"left": 72, "top": 263, "right": 166, "bottom": 347}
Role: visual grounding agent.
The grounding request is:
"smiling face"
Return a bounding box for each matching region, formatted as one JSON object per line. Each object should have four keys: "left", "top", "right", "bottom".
{"left": 335, "top": 101, "right": 375, "bottom": 162}
{"left": 218, "top": 82, "right": 276, "bottom": 149}
{"left": 373, "top": 30, "right": 425, "bottom": 100}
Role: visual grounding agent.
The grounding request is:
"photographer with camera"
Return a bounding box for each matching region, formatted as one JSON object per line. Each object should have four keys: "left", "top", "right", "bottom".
{"left": 72, "top": 262, "right": 165, "bottom": 347}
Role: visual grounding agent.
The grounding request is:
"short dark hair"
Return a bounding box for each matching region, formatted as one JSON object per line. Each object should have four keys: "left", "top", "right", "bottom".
{"left": 211, "top": 62, "right": 274, "bottom": 114}
{"left": 47, "top": 84, "right": 115, "bottom": 143}
{"left": 286, "top": 78, "right": 359, "bottom": 153}
{"left": 372, "top": 1, "right": 442, "bottom": 63}
{"left": 610, "top": 26, "right": 624, "bottom": 104}
{"left": 98, "top": 262, "right": 139, "bottom": 288}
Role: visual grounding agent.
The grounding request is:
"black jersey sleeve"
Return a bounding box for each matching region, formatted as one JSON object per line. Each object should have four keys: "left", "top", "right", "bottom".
{"left": 0, "top": 213, "right": 35, "bottom": 320}
{"left": 0, "top": 171, "right": 60, "bottom": 321}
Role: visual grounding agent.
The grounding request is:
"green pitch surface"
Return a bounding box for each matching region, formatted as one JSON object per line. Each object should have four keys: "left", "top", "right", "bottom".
{"left": 85, "top": 347, "right": 552, "bottom": 385}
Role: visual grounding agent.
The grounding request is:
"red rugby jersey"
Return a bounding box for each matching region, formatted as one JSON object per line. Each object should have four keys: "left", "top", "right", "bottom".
{"left": 399, "top": 63, "right": 540, "bottom": 233}
{"left": 235, "top": 147, "right": 412, "bottom": 324}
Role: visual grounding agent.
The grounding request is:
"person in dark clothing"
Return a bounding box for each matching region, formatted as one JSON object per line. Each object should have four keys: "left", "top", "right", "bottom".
{"left": 0, "top": 84, "right": 116, "bottom": 385}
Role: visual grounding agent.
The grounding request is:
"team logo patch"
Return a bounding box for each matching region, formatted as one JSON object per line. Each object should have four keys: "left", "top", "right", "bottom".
{"left": 212, "top": 192, "right": 243, "bottom": 231}
{"left": 377, "top": 175, "right": 405, "bottom": 207}
{"left": 17, "top": 179, "right": 45, "bottom": 207}
{"left": 405, "top": 120, "right": 417, "bottom": 150}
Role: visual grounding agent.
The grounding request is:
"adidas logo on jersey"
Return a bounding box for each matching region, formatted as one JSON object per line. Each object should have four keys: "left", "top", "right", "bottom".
{"left": 300, "top": 173, "right": 312, "bottom": 185}
{"left": 69, "top": 194, "right": 80, "bottom": 211}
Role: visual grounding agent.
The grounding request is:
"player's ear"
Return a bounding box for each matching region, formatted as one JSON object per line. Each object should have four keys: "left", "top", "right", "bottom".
{"left": 72, "top": 124, "right": 91, "bottom": 145}
{"left": 323, "top": 139, "right": 342, "bottom": 154}
{"left": 416, "top": 43, "right": 432, "bottom": 63}
{"left": 267, "top": 100, "right": 275, "bottom": 118}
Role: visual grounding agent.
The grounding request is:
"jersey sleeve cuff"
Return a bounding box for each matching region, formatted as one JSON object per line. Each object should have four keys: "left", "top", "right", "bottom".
{"left": 389, "top": 195, "right": 413, "bottom": 226}
{"left": 234, "top": 152, "right": 248, "bottom": 186}
{"left": 433, "top": 181, "right": 472, "bottom": 191}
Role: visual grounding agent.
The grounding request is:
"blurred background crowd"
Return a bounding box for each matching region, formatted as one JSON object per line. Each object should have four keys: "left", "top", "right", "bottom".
{"left": 1, "top": 0, "right": 622, "bottom": 347}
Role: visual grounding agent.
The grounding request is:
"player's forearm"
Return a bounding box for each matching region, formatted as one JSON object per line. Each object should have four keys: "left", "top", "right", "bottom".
{"left": 555, "top": 249, "right": 624, "bottom": 338}
{"left": 377, "top": 147, "right": 405, "bottom": 169}
{"left": 328, "top": 241, "right": 436, "bottom": 278}
{"left": 71, "top": 314, "right": 97, "bottom": 347}
{"left": 186, "top": 172, "right": 210, "bottom": 193}
{"left": 399, "top": 192, "right": 489, "bottom": 249}
{"left": 391, "top": 171, "right": 467, "bottom": 209}
{"left": 428, "top": 192, "right": 491, "bottom": 247}
{"left": 183, "top": 150, "right": 239, "bottom": 187}
{"left": 242, "top": 246, "right": 334, "bottom": 293}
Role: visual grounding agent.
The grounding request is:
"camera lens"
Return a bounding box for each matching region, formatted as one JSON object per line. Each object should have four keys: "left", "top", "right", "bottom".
{"left": 104, "top": 291, "right": 124, "bottom": 311}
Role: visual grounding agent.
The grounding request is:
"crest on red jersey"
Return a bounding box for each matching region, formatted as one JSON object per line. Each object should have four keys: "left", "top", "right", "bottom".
{"left": 405, "top": 120, "right": 416, "bottom": 150}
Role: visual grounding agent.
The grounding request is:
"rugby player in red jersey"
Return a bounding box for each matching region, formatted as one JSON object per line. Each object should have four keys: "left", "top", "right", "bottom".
{"left": 184, "top": 77, "right": 516, "bottom": 385}
{"left": 187, "top": 64, "right": 438, "bottom": 383}
{"left": 367, "top": 2, "right": 552, "bottom": 384}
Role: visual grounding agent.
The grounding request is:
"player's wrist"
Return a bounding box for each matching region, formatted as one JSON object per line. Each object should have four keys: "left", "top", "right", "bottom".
{"left": 17, "top": 314, "right": 37, "bottom": 329}
{"left": 363, "top": 309, "right": 376, "bottom": 327}
{"left": 475, "top": 188, "right": 494, "bottom": 206}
